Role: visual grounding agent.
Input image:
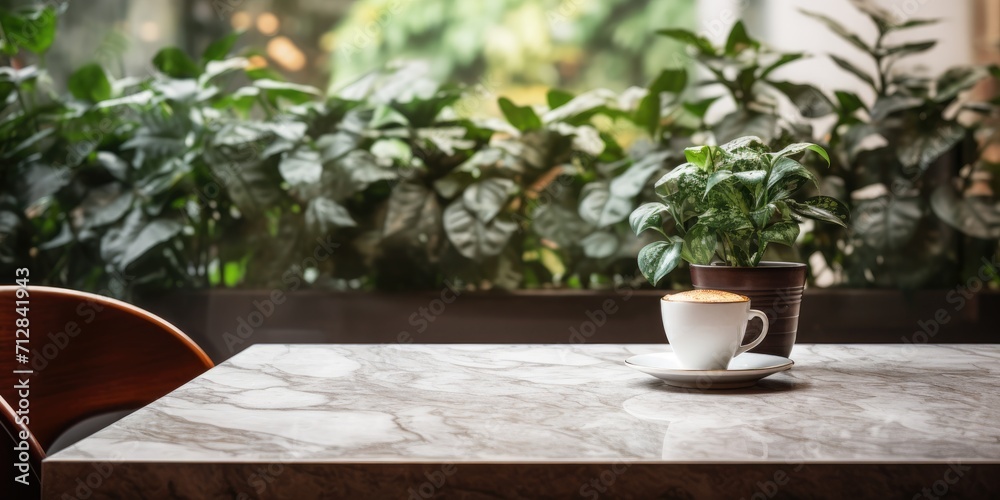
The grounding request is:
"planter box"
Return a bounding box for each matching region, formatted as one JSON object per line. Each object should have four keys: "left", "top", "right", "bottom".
{"left": 138, "top": 289, "right": 1000, "bottom": 363}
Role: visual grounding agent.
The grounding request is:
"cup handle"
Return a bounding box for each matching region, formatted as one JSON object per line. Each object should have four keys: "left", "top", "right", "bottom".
{"left": 735, "top": 309, "right": 769, "bottom": 356}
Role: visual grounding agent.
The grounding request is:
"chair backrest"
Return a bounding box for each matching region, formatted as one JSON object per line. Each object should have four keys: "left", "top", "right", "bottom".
{"left": 0, "top": 286, "right": 213, "bottom": 455}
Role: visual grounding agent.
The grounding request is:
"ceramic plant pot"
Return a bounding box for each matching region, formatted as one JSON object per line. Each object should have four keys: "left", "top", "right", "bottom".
{"left": 689, "top": 262, "right": 806, "bottom": 358}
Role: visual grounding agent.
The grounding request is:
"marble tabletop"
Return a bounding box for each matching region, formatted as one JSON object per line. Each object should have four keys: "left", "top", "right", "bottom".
{"left": 43, "top": 344, "right": 1000, "bottom": 498}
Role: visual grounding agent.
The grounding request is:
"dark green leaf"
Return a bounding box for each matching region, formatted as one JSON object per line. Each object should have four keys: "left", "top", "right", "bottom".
{"left": 699, "top": 209, "right": 753, "bottom": 232}
{"left": 734, "top": 170, "right": 767, "bottom": 191}
{"left": 649, "top": 68, "right": 688, "bottom": 94}
{"left": 724, "top": 21, "right": 758, "bottom": 55}
{"left": 152, "top": 47, "right": 200, "bottom": 78}
{"left": 463, "top": 178, "right": 514, "bottom": 223}
{"left": 279, "top": 149, "right": 323, "bottom": 185}
{"left": 760, "top": 53, "right": 805, "bottom": 80}
{"left": 834, "top": 90, "right": 867, "bottom": 115}
{"left": 629, "top": 202, "right": 669, "bottom": 236}
{"left": 681, "top": 223, "right": 716, "bottom": 264}
{"left": 383, "top": 181, "right": 440, "bottom": 237}
{"left": 682, "top": 96, "right": 719, "bottom": 119}
{"left": 930, "top": 185, "right": 1000, "bottom": 239}
{"left": 801, "top": 10, "right": 871, "bottom": 54}
{"left": 637, "top": 239, "right": 683, "bottom": 286}
{"left": 655, "top": 29, "right": 716, "bottom": 57}
{"left": 68, "top": 63, "right": 112, "bottom": 103}
{"left": 306, "top": 197, "right": 356, "bottom": 233}
{"left": 610, "top": 151, "right": 668, "bottom": 198}
{"left": 254, "top": 79, "right": 321, "bottom": 104}
{"left": 881, "top": 40, "right": 936, "bottom": 59}
{"left": 935, "top": 66, "right": 988, "bottom": 103}
{"left": 546, "top": 89, "right": 574, "bottom": 109}
{"left": 704, "top": 170, "right": 733, "bottom": 197}
{"left": 767, "top": 157, "right": 818, "bottom": 197}
{"left": 100, "top": 209, "right": 182, "bottom": 269}
{"left": 830, "top": 55, "right": 876, "bottom": 89}
{"left": 0, "top": 7, "right": 57, "bottom": 55}
{"left": 770, "top": 81, "right": 834, "bottom": 118}
{"left": 790, "top": 196, "right": 851, "bottom": 228}
{"left": 579, "top": 183, "right": 633, "bottom": 228}
{"left": 712, "top": 111, "right": 777, "bottom": 144}
{"left": 771, "top": 142, "right": 830, "bottom": 165}
{"left": 202, "top": 32, "right": 241, "bottom": 64}
{"left": 853, "top": 196, "right": 921, "bottom": 250}
{"left": 897, "top": 123, "right": 964, "bottom": 171}
{"left": 498, "top": 97, "right": 542, "bottom": 132}
{"left": 443, "top": 201, "right": 518, "bottom": 260}
{"left": 759, "top": 221, "right": 800, "bottom": 247}
{"left": 581, "top": 230, "right": 619, "bottom": 259}
{"left": 890, "top": 18, "right": 938, "bottom": 31}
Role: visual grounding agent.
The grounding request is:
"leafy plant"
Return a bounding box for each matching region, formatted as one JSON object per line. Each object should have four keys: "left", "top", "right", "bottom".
{"left": 802, "top": 2, "right": 1000, "bottom": 287}
{"left": 657, "top": 21, "right": 829, "bottom": 145}
{"left": 630, "top": 136, "right": 849, "bottom": 285}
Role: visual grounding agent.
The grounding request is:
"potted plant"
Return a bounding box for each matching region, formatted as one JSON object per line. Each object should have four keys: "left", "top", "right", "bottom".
{"left": 629, "top": 136, "right": 850, "bottom": 356}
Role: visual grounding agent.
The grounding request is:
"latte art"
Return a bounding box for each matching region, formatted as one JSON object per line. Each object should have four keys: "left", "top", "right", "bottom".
{"left": 664, "top": 289, "right": 748, "bottom": 303}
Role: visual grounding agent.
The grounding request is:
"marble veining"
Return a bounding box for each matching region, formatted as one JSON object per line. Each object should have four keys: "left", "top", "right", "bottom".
{"left": 47, "top": 344, "right": 1000, "bottom": 465}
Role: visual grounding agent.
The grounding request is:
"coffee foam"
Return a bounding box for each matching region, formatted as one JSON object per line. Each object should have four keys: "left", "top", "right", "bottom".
{"left": 663, "top": 289, "right": 749, "bottom": 303}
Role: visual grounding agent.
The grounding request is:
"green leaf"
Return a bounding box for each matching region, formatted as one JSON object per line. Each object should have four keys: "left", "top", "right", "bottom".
{"left": 578, "top": 183, "right": 633, "bottom": 228}
{"left": 830, "top": 55, "right": 876, "bottom": 89}
{"left": 546, "top": 89, "right": 574, "bottom": 109}
{"left": 704, "top": 170, "right": 733, "bottom": 197}
{"left": 637, "top": 239, "right": 683, "bottom": 286}
{"left": 724, "top": 21, "right": 758, "bottom": 55}
{"left": 152, "top": 47, "right": 200, "bottom": 78}
{"left": 759, "top": 221, "right": 800, "bottom": 247}
{"left": 760, "top": 53, "right": 805, "bottom": 80}
{"left": 581, "top": 230, "right": 619, "bottom": 259}
{"left": 698, "top": 209, "right": 753, "bottom": 232}
{"left": 463, "top": 178, "right": 514, "bottom": 223}
{"left": 100, "top": 209, "right": 182, "bottom": 270}
{"left": 684, "top": 145, "right": 720, "bottom": 171}
{"left": 890, "top": 18, "right": 938, "bottom": 31}
{"left": 790, "top": 196, "right": 850, "bottom": 228}
{"left": 769, "top": 81, "right": 833, "bottom": 118}
{"left": 202, "top": 32, "right": 241, "bottom": 64}
{"left": 254, "top": 79, "right": 322, "bottom": 104}
{"left": 853, "top": 196, "right": 921, "bottom": 250}
{"left": 0, "top": 7, "right": 57, "bottom": 55}
{"left": 897, "top": 123, "right": 964, "bottom": 171}
{"left": 610, "top": 152, "right": 668, "bottom": 198}
{"left": 629, "top": 202, "right": 668, "bottom": 236}
{"left": 443, "top": 201, "right": 518, "bottom": 260}
{"left": 655, "top": 29, "right": 716, "bottom": 57}
{"left": 801, "top": 10, "right": 871, "bottom": 54}
{"left": 935, "top": 66, "right": 988, "bottom": 103}
{"left": 834, "top": 90, "right": 867, "bottom": 115}
{"left": 635, "top": 69, "right": 688, "bottom": 135}
{"left": 279, "top": 149, "right": 323, "bottom": 185}
{"left": 771, "top": 142, "right": 830, "bottom": 165}
{"left": 681, "top": 223, "right": 716, "bottom": 265}
{"left": 881, "top": 40, "right": 936, "bottom": 59}
{"left": 498, "top": 97, "right": 542, "bottom": 132}
{"left": 383, "top": 181, "right": 440, "bottom": 237}
{"left": 68, "top": 63, "right": 112, "bottom": 103}
{"left": 306, "top": 196, "right": 356, "bottom": 233}
{"left": 767, "top": 157, "right": 818, "bottom": 197}
{"left": 712, "top": 111, "right": 777, "bottom": 144}
{"left": 930, "top": 185, "right": 1000, "bottom": 239}
{"left": 682, "top": 96, "right": 719, "bottom": 119}
{"left": 532, "top": 204, "right": 591, "bottom": 247}
{"left": 734, "top": 170, "right": 767, "bottom": 191}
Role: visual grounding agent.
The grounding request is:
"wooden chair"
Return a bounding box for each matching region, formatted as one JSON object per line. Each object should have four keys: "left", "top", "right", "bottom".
{"left": 0, "top": 286, "right": 213, "bottom": 498}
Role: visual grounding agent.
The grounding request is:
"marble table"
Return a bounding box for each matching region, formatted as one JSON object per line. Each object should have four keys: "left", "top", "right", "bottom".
{"left": 43, "top": 344, "right": 1000, "bottom": 498}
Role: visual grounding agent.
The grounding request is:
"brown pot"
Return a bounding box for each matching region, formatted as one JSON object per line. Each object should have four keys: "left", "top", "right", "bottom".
{"left": 689, "top": 262, "right": 806, "bottom": 358}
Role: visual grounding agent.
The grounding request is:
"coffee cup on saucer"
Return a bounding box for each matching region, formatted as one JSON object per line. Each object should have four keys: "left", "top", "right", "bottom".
{"left": 661, "top": 289, "right": 769, "bottom": 370}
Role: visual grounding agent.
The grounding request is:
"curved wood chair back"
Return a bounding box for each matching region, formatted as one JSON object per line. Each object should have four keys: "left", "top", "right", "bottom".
{"left": 0, "top": 285, "right": 213, "bottom": 454}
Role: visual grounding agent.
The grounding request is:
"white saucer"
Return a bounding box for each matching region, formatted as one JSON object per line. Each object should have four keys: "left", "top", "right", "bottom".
{"left": 624, "top": 352, "right": 793, "bottom": 389}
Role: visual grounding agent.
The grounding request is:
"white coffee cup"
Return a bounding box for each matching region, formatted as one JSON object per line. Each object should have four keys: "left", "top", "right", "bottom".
{"left": 660, "top": 290, "right": 769, "bottom": 370}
